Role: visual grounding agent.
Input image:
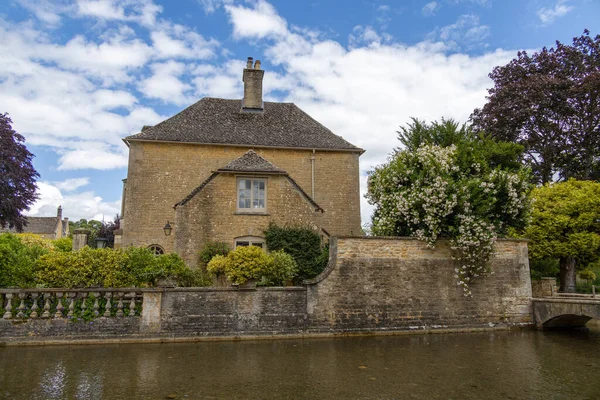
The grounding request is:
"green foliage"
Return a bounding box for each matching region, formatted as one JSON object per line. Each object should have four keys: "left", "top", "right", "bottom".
{"left": 526, "top": 179, "right": 600, "bottom": 264}
{"left": 367, "top": 119, "right": 532, "bottom": 295}
{"left": 207, "top": 246, "right": 298, "bottom": 286}
{"left": 16, "top": 233, "right": 53, "bottom": 249}
{"left": 206, "top": 254, "right": 229, "bottom": 276}
{"left": 0, "top": 232, "right": 208, "bottom": 288}
{"left": 578, "top": 269, "right": 597, "bottom": 281}
{"left": 225, "top": 246, "right": 273, "bottom": 285}
{"left": 0, "top": 233, "right": 47, "bottom": 287}
{"left": 259, "top": 250, "right": 298, "bottom": 286}
{"left": 198, "top": 241, "right": 231, "bottom": 265}
{"left": 264, "top": 223, "right": 328, "bottom": 281}
{"left": 529, "top": 258, "right": 560, "bottom": 281}
{"left": 52, "top": 237, "right": 73, "bottom": 252}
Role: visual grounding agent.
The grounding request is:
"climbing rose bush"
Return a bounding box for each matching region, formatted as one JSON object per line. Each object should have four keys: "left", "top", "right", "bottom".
{"left": 367, "top": 143, "right": 531, "bottom": 296}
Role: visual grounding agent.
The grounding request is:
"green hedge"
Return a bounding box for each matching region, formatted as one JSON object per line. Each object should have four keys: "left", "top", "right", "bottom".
{"left": 263, "top": 223, "right": 328, "bottom": 282}
{"left": 0, "top": 233, "right": 209, "bottom": 288}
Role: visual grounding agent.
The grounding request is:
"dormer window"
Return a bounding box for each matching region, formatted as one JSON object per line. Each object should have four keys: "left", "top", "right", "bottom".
{"left": 237, "top": 177, "right": 266, "bottom": 212}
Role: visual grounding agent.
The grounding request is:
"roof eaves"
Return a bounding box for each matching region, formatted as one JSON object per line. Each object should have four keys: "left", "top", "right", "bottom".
{"left": 124, "top": 138, "right": 365, "bottom": 153}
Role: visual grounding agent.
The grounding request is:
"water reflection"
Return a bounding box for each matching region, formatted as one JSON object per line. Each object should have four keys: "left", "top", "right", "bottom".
{"left": 1, "top": 330, "right": 600, "bottom": 399}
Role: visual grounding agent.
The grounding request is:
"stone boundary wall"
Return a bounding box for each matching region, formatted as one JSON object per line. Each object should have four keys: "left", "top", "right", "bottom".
{"left": 306, "top": 237, "right": 532, "bottom": 332}
{"left": 0, "top": 237, "right": 533, "bottom": 344}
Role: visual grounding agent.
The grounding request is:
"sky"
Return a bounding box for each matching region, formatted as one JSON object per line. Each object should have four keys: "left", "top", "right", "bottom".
{"left": 0, "top": 0, "right": 597, "bottom": 225}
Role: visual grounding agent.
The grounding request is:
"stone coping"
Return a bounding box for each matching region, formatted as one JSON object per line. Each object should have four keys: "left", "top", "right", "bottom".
{"left": 0, "top": 287, "right": 305, "bottom": 293}
{"left": 334, "top": 236, "right": 529, "bottom": 242}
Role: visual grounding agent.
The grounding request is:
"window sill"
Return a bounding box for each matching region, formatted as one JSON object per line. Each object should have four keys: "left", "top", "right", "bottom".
{"left": 234, "top": 212, "right": 270, "bottom": 216}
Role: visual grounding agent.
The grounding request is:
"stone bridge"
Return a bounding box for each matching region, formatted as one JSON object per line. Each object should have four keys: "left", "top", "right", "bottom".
{"left": 532, "top": 296, "right": 600, "bottom": 329}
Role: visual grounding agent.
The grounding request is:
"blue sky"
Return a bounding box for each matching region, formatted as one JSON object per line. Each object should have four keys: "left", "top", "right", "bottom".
{"left": 0, "top": 0, "right": 597, "bottom": 224}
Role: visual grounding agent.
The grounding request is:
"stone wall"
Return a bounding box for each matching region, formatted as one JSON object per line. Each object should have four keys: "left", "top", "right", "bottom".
{"left": 306, "top": 237, "right": 532, "bottom": 331}
{"left": 0, "top": 238, "right": 533, "bottom": 343}
{"left": 159, "top": 287, "right": 307, "bottom": 335}
{"left": 122, "top": 142, "right": 362, "bottom": 253}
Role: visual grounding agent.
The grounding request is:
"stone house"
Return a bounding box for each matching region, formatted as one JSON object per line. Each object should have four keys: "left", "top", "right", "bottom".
{"left": 1, "top": 206, "right": 69, "bottom": 240}
{"left": 119, "top": 57, "right": 363, "bottom": 266}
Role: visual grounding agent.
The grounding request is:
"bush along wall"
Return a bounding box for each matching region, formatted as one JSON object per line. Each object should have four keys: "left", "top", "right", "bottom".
{"left": 0, "top": 233, "right": 210, "bottom": 288}
{"left": 263, "top": 223, "right": 329, "bottom": 283}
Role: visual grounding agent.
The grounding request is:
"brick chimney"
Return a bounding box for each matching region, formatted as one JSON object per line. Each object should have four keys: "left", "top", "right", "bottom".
{"left": 242, "top": 57, "right": 264, "bottom": 111}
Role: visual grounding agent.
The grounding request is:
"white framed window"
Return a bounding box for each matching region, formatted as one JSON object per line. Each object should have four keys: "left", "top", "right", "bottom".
{"left": 234, "top": 236, "right": 265, "bottom": 249}
{"left": 237, "top": 177, "right": 267, "bottom": 212}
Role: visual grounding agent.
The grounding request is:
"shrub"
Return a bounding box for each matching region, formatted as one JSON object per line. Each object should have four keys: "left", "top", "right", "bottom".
{"left": 206, "top": 254, "right": 229, "bottom": 276}
{"left": 207, "top": 246, "right": 299, "bottom": 286}
{"left": 259, "top": 250, "right": 297, "bottom": 286}
{"left": 0, "top": 233, "right": 46, "bottom": 287}
{"left": 198, "top": 241, "right": 231, "bottom": 266}
{"left": 578, "top": 269, "right": 597, "bottom": 281}
{"left": 264, "top": 223, "right": 328, "bottom": 282}
{"left": 16, "top": 233, "right": 53, "bottom": 249}
{"left": 53, "top": 237, "right": 73, "bottom": 252}
{"left": 225, "top": 246, "right": 273, "bottom": 285}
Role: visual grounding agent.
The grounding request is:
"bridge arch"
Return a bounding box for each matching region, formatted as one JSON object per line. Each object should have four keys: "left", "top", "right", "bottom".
{"left": 532, "top": 299, "right": 600, "bottom": 329}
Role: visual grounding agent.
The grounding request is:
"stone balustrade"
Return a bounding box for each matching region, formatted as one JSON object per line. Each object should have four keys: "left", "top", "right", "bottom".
{"left": 0, "top": 289, "right": 143, "bottom": 320}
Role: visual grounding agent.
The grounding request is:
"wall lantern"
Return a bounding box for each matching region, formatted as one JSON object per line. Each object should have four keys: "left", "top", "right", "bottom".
{"left": 95, "top": 237, "right": 108, "bottom": 249}
{"left": 163, "top": 221, "right": 172, "bottom": 236}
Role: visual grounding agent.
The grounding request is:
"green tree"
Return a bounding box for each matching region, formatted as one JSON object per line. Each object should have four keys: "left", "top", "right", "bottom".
{"left": 367, "top": 119, "right": 531, "bottom": 295}
{"left": 0, "top": 113, "right": 40, "bottom": 231}
{"left": 525, "top": 179, "right": 600, "bottom": 293}
{"left": 471, "top": 30, "right": 600, "bottom": 183}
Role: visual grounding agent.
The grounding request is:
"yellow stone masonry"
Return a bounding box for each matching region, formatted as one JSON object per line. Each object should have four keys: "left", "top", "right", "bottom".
{"left": 122, "top": 142, "right": 361, "bottom": 258}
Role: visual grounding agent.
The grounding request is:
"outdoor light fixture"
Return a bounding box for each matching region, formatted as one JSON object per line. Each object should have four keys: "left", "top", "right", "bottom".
{"left": 163, "top": 221, "right": 172, "bottom": 236}
{"left": 95, "top": 237, "right": 108, "bottom": 249}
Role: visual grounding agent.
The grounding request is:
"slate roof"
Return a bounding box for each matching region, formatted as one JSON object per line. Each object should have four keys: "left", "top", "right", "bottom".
{"left": 0, "top": 217, "right": 58, "bottom": 234}
{"left": 126, "top": 98, "right": 362, "bottom": 152}
{"left": 217, "top": 150, "right": 286, "bottom": 174}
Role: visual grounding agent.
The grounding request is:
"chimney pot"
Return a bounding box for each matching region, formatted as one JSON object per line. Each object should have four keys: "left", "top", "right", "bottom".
{"left": 242, "top": 56, "right": 264, "bottom": 111}
{"left": 57, "top": 205, "right": 62, "bottom": 219}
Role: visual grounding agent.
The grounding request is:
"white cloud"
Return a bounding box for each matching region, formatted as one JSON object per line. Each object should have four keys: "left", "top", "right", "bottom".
{"left": 348, "top": 25, "right": 392, "bottom": 48}
{"left": 53, "top": 177, "right": 91, "bottom": 192}
{"left": 429, "top": 14, "right": 490, "bottom": 49}
{"left": 26, "top": 181, "right": 121, "bottom": 222}
{"left": 17, "top": 0, "right": 73, "bottom": 26}
{"left": 138, "top": 61, "right": 192, "bottom": 105}
{"left": 422, "top": 2, "right": 440, "bottom": 16}
{"left": 57, "top": 149, "right": 129, "bottom": 170}
{"left": 76, "top": 0, "right": 162, "bottom": 26}
{"left": 197, "top": 0, "right": 233, "bottom": 14}
{"left": 224, "top": 0, "right": 288, "bottom": 39}
{"left": 537, "top": 1, "right": 573, "bottom": 25}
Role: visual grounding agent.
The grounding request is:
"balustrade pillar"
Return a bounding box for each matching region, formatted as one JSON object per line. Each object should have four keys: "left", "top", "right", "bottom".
{"left": 16, "top": 293, "right": 26, "bottom": 318}
{"left": 103, "top": 292, "right": 112, "bottom": 317}
{"left": 30, "top": 293, "right": 39, "bottom": 318}
{"left": 3, "top": 293, "right": 13, "bottom": 319}
{"left": 41, "top": 293, "right": 51, "bottom": 318}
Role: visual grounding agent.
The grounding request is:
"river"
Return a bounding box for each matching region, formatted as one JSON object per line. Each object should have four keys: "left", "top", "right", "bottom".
{"left": 1, "top": 328, "right": 599, "bottom": 399}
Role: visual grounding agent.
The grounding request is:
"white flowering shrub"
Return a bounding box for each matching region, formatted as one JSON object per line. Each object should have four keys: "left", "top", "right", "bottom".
{"left": 367, "top": 138, "right": 531, "bottom": 296}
